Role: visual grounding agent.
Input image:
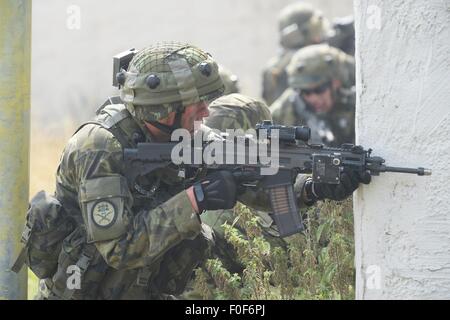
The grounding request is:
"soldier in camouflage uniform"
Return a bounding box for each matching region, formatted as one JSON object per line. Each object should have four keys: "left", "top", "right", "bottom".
{"left": 271, "top": 44, "right": 356, "bottom": 147}
{"left": 202, "top": 94, "right": 286, "bottom": 273}
{"left": 25, "top": 43, "right": 364, "bottom": 300}
{"left": 204, "top": 93, "right": 269, "bottom": 132}
{"left": 261, "top": 3, "right": 333, "bottom": 105}
{"left": 37, "top": 43, "right": 230, "bottom": 300}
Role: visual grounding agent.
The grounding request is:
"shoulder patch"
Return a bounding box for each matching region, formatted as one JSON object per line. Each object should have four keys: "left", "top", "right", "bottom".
{"left": 79, "top": 175, "right": 131, "bottom": 242}
{"left": 91, "top": 200, "right": 117, "bottom": 228}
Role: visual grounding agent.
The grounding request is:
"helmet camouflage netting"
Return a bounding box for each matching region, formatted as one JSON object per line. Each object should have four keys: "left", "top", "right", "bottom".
{"left": 119, "top": 42, "right": 224, "bottom": 123}
{"left": 287, "top": 44, "right": 355, "bottom": 90}
{"left": 278, "top": 3, "right": 333, "bottom": 49}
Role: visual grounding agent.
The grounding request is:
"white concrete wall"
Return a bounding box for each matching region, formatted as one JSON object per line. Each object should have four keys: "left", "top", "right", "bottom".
{"left": 354, "top": 0, "right": 450, "bottom": 299}
{"left": 31, "top": 0, "right": 353, "bottom": 130}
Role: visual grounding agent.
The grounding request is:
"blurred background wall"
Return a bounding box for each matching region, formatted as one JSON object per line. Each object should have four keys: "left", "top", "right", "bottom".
{"left": 31, "top": 0, "right": 353, "bottom": 131}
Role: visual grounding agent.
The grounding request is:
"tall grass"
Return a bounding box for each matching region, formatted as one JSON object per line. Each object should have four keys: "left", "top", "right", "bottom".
{"left": 193, "top": 200, "right": 355, "bottom": 300}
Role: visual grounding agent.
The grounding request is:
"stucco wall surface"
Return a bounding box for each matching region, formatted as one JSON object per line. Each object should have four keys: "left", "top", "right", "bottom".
{"left": 354, "top": 0, "right": 450, "bottom": 299}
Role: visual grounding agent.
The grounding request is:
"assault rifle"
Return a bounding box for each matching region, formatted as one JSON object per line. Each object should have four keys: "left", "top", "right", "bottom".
{"left": 123, "top": 121, "right": 431, "bottom": 237}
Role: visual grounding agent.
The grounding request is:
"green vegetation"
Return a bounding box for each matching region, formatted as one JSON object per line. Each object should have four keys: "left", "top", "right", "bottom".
{"left": 193, "top": 199, "right": 355, "bottom": 300}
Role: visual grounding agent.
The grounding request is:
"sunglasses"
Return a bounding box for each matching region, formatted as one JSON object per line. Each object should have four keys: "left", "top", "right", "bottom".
{"left": 300, "top": 81, "right": 331, "bottom": 96}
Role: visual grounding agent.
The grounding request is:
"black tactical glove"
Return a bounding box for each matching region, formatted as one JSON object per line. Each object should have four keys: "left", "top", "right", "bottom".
{"left": 193, "top": 171, "right": 237, "bottom": 212}
{"left": 305, "top": 169, "right": 371, "bottom": 201}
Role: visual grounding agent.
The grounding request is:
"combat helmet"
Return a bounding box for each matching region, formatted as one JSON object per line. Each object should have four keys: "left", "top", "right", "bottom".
{"left": 205, "top": 93, "right": 272, "bottom": 131}
{"left": 117, "top": 42, "right": 224, "bottom": 133}
{"left": 218, "top": 65, "right": 240, "bottom": 95}
{"left": 286, "top": 44, "right": 355, "bottom": 91}
{"left": 278, "top": 3, "right": 333, "bottom": 49}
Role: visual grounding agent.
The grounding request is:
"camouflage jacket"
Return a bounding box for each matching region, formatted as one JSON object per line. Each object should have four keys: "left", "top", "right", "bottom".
{"left": 270, "top": 88, "right": 355, "bottom": 147}
{"left": 42, "top": 102, "right": 309, "bottom": 300}
{"left": 40, "top": 103, "right": 209, "bottom": 299}
{"left": 261, "top": 50, "right": 296, "bottom": 106}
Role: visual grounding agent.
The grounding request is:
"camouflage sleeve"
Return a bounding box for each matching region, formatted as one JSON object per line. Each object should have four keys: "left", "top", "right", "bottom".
{"left": 270, "top": 88, "right": 298, "bottom": 126}
{"left": 96, "top": 191, "right": 201, "bottom": 270}
{"left": 262, "top": 54, "right": 291, "bottom": 106}
{"left": 262, "top": 57, "right": 279, "bottom": 105}
{"left": 237, "top": 173, "right": 312, "bottom": 211}
{"left": 61, "top": 124, "right": 201, "bottom": 270}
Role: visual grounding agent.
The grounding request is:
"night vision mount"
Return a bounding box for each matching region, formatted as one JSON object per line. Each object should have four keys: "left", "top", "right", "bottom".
{"left": 112, "top": 48, "right": 136, "bottom": 88}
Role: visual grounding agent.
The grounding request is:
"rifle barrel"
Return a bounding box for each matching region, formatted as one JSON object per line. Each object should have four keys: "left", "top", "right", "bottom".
{"left": 384, "top": 166, "right": 432, "bottom": 176}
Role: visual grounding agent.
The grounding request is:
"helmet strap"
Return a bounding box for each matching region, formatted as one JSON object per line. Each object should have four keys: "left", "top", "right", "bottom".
{"left": 148, "top": 109, "right": 184, "bottom": 135}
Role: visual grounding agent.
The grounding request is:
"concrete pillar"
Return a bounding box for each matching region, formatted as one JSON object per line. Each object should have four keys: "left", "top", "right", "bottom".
{"left": 354, "top": 0, "right": 450, "bottom": 299}
{"left": 0, "top": 0, "right": 31, "bottom": 299}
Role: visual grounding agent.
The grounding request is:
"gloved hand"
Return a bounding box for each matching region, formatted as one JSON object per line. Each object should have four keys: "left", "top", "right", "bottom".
{"left": 192, "top": 171, "right": 237, "bottom": 212}
{"left": 305, "top": 169, "right": 371, "bottom": 201}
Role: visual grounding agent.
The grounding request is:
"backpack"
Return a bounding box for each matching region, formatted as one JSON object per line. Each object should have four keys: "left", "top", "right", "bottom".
{"left": 11, "top": 190, "right": 76, "bottom": 278}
